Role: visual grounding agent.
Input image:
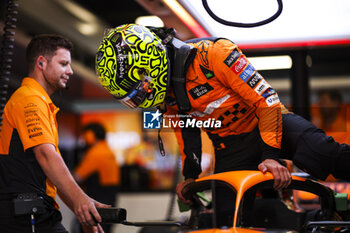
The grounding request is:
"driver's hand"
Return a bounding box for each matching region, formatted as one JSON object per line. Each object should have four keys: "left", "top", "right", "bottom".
{"left": 176, "top": 178, "right": 195, "bottom": 205}
{"left": 258, "top": 159, "right": 291, "bottom": 190}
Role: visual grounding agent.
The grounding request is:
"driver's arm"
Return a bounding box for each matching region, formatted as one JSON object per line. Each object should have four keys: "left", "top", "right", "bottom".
{"left": 167, "top": 109, "right": 202, "bottom": 203}
{"left": 212, "top": 39, "right": 291, "bottom": 189}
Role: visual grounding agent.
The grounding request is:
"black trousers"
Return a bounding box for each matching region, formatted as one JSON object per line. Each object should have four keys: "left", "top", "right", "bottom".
{"left": 281, "top": 113, "right": 350, "bottom": 180}
{"left": 210, "top": 113, "right": 350, "bottom": 181}
{"left": 0, "top": 199, "right": 68, "bottom": 233}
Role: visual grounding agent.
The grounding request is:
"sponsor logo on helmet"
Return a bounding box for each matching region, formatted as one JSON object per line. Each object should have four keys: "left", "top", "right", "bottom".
{"left": 110, "top": 33, "right": 120, "bottom": 43}
{"left": 239, "top": 64, "right": 255, "bottom": 82}
{"left": 224, "top": 48, "right": 241, "bottom": 67}
{"left": 115, "top": 44, "right": 125, "bottom": 79}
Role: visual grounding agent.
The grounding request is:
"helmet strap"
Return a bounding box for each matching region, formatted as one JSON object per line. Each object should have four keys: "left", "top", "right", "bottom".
{"left": 157, "top": 104, "right": 167, "bottom": 157}
{"left": 167, "top": 38, "right": 196, "bottom": 112}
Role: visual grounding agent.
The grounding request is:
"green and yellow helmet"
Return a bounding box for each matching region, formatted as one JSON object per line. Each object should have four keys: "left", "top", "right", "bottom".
{"left": 95, "top": 24, "right": 169, "bottom": 108}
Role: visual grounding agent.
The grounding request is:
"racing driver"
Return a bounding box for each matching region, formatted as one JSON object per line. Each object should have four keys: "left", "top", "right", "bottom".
{"left": 95, "top": 24, "right": 350, "bottom": 225}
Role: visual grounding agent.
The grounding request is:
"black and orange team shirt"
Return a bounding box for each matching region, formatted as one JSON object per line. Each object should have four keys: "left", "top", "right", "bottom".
{"left": 165, "top": 38, "right": 290, "bottom": 179}
{"left": 0, "top": 77, "right": 60, "bottom": 205}
{"left": 75, "top": 140, "right": 120, "bottom": 186}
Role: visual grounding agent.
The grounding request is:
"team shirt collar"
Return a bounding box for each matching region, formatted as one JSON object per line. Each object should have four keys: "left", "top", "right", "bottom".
{"left": 21, "top": 77, "right": 59, "bottom": 113}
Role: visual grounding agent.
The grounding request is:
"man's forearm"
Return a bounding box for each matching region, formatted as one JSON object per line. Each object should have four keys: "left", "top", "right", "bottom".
{"left": 33, "top": 143, "right": 86, "bottom": 209}
{"left": 33, "top": 143, "right": 106, "bottom": 226}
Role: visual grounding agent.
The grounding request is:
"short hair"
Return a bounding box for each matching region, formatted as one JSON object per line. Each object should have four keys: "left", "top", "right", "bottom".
{"left": 83, "top": 122, "right": 106, "bottom": 140}
{"left": 26, "top": 34, "right": 73, "bottom": 72}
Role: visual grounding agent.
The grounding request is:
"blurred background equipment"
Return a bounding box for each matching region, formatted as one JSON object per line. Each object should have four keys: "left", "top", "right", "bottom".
{"left": 0, "top": 0, "right": 18, "bottom": 128}
{"left": 202, "top": 0, "right": 283, "bottom": 27}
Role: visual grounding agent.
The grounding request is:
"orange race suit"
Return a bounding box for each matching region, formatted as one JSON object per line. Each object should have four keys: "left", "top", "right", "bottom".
{"left": 165, "top": 38, "right": 350, "bottom": 181}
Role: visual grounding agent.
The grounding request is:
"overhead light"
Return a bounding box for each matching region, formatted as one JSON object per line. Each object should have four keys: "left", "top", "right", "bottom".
{"left": 77, "top": 22, "right": 98, "bottom": 36}
{"left": 162, "top": 0, "right": 210, "bottom": 37}
{"left": 247, "top": 55, "right": 292, "bottom": 70}
{"left": 135, "top": 16, "right": 164, "bottom": 27}
{"left": 177, "top": 0, "right": 350, "bottom": 49}
{"left": 57, "top": 0, "right": 99, "bottom": 23}
{"left": 56, "top": 0, "right": 103, "bottom": 37}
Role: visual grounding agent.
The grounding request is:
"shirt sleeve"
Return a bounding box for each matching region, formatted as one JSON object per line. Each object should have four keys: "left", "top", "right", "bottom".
{"left": 165, "top": 107, "right": 202, "bottom": 180}
{"left": 212, "top": 39, "right": 282, "bottom": 160}
{"left": 11, "top": 95, "right": 56, "bottom": 151}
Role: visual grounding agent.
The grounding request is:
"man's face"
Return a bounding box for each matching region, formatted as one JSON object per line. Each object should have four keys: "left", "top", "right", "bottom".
{"left": 318, "top": 93, "right": 340, "bottom": 118}
{"left": 43, "top": 48, "right": 73, "bottom": 92}
{"left": 83, "top": 130, "right": 96, "bottom": 146}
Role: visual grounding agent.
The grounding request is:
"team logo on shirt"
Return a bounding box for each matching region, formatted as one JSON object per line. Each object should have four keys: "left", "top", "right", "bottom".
{"left": 189, "top": 83, "right": 214, "bottom": 99}
{"left": 261, "top": 87, "right": 276, "bottom": 99}
{"left": 261, "top": 87, "right": 280, "bottom": 106}
{"left": 266, "top": 94, "right": 280, "bottom": 106}
{"left": 247, "top": 73, "right": 263, "bottom": 88}
{"left": 224, "top": 48, "right": 241, "bottom": 67}
{"left": 200, "top": 65, "right": 215, "bottom": 79}
{"left": 198, "top": 41, "right": 210, "bottom": 68}
{"left": 239, "top": 64, "right": 255, "bottom": 82}
{"left": 24, "top": 104, "right": 44, "bottom": 139}
{"left": 231, "top": 57, "right": 248, "bottom": 74}
{"left": 254, "top": 79, "right": 269, "bottom": 95}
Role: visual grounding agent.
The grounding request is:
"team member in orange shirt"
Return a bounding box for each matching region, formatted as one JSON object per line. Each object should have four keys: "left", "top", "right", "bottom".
{"left": 74, "top": 122, "right": 120, "bottom": 233}
{"left": 95, "top": 24, "right": 350, "bottom": 226}
{"left": 0, "top": 34, "right": 108, "bottom": 233}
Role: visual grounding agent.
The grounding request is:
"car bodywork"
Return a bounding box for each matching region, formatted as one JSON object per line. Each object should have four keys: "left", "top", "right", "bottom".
{"left": 180, "top": 170, "right": 349, "bottom": 233}
{"left": 98, "top": 170, "right": 350, "bottom": 233}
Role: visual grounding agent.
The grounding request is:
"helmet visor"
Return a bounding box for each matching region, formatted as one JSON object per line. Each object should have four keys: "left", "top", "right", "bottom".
{"left": 120, "top": 79, "right": 153, "bottom": 108}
